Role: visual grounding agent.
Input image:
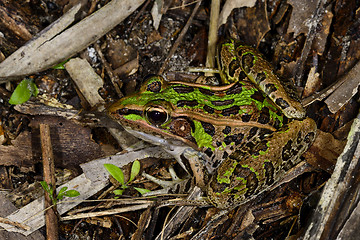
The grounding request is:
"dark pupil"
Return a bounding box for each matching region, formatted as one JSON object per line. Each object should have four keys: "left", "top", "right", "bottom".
{"left": 147, "top": 110, "right": 167, "bottom": 125}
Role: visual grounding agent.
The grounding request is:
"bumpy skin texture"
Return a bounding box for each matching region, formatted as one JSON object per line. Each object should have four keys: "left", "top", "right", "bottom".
{"left": 108, "top": 40, "right": 317, "bottom": 209}
{"left": 218, "top": 39, "right": 306, "bottom": 119}
{"left": 207, "top": 118, "right": 316, "bottom": 209}
{"left": 108, "top": 76, "right": 286, "bottom": 171}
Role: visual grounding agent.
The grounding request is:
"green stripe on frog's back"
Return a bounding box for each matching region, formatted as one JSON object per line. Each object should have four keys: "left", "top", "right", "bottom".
{"left": 120, "top": 77, "right": 284, "bottom": 128}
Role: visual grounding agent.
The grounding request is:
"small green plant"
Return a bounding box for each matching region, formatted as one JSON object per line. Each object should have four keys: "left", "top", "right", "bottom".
{"left": 52, "top": 59, "right": 70, "bottom": 69}
{"left": 40, "top": 181, "right": 80, "bottom": 205}
{"left": 104, "top": 160, "right": 151, "bottom": 196}
{"left": 9, "top": 78, "right": 39, "bottom": 105}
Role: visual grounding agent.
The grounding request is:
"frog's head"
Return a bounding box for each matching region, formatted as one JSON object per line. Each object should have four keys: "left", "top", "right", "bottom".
{"left": 108, "top": 75, "right": 201, "bottom": 149}
{"left": 108, "top": 75, "right": 284, "bottom": 152}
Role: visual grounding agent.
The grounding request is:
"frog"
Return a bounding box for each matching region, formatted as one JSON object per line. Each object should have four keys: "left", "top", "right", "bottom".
{"left": 107, "top": 39, "right": 317, "bottom": 209}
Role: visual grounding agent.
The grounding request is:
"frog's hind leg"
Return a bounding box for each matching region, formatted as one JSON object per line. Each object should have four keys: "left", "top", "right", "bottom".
{"left": 207, "top": 118, "right": 317, "bottom": 209}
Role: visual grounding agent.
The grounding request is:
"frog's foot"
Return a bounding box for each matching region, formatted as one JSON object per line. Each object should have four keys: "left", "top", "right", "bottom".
{"left": 142, "top": 165, "right": 188, "bottom": 188}
{"left": 142, "top": 166, "right": 194, "bottom": 196}
{"left": 142, "top": 146, "right": 207, "bottom": 195}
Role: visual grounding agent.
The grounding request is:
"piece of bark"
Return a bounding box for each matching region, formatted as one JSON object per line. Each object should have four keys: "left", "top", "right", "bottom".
{"left": 324, "top": 60, "right": 360, "bottom": 114}
{"left": 0, "top": 193, "right": 44, "bottom": 239}
{"left": 303, "top": 114, "right": 360, "bottom": 239}
{"left": 218, "top": 0, "right": 257, "bottom": 28}
{"left": 303, "top": 130, "right": 346, "bottom": 173}
{"left": 303, "top": 60, "right": 360, "bottom": 111}
{"left": 0, "top": 116, "right": 104, "bottom": 169}
{"left": 65, "top": 58, "right": 105, "bottom": 108}
{"left": 0, "top": 0, "right": 146, "bottom": 82}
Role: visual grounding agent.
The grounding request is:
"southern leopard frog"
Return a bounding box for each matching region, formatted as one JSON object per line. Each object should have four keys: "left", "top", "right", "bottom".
{"left": 108, "top": 39, "right": 317, "bottom": 209}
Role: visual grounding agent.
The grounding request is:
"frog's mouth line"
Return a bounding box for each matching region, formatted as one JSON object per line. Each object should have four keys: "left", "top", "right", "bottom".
{"left": 115, "top": 115, "right": 200, "bottom": 150}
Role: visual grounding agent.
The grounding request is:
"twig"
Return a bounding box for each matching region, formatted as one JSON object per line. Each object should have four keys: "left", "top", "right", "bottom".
{"left": 158, "top": 0, "right": 202, "bottom": 75}
{"left": 205, "top": 0, "right": 220, "bottom": 76}
{"left": 40, "top": 124, "right": 59, "bottom": 240}
{"left": 62, "top": 203, "right": 152, "bottom": 220}
{"left": 0, "top": 216, "right": 30, "bottom": 231}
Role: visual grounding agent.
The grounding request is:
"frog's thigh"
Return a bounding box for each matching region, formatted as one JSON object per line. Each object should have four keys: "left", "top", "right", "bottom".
{"left": 207, "top": 118, "right": 316, "bottom": 209}
{"left": 257, "top": 118, "right": 317, "bottom": 179}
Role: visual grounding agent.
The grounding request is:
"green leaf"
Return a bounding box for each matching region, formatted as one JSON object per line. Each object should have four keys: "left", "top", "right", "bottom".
{"left": 57, "top": 187, "right": 68, "bottom": 200}
{"left": 104, "top": 164, "right": 125, "bottom": 185}
{"left": 129, "top": 160, "right": 141, "bottom": 183}
{"left": 9, "top": 79, "right": 39, "bottom": 105}
{"left": 64, "top": 190, "right": 80, "bottom": 197}
{"left": 40, "top": 181, "right": 51, "bottom": 194}
{"left": 40, "top": 181, "right": 56, "bottom": 203}
{"left": 113, "top": 189, "right": 125, "bottom": 195}
{"left": 58, "top": 187, "right": 68, "bottom": 195}
{"left": 134, "top": 187, "right": 151, "bottom": 195}
{"left": 52, "top": 59, "right": 69, "bottom": 69}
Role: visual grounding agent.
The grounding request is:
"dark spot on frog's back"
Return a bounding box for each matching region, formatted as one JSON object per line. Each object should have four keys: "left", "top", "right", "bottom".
{"left": 282, "top": 140, "right": 293, "bottom": 162}
{"left": 177, "top": 100, "right": 198, "bottom": 107}
{"left": 204, "top": 148, "right": 213, "bottom": 157}
{"left": 232, "top": 165, "right": 258, "bottom": 196}
{"left": 199, "top": 88, "right": 214, "bottom": 96}
{"left": 257, "top": 140, "right": 269, "bottom": 153}
{"left": 226, "top": 82, "right": 242, "bottom": 95}
{"left": 212, "top": 159, "right": 222, "bottom": 169}
{"left": 201, "top": 121, "right": 215, "bottom": 136}
{"left": 222, "top": 151, "right": 229, "bottom": 159}
{"left": 258, "top": 107, "right": 270, "bottom": 124}
{"left": 241, "top": 53, "right": 255, "bottom": 73}
{"left": 251, "top": 90, "right": 265, "bottom": 102}
{"left": 264, "top": 161, "right": 274, "bottom": 185}
{"left": 203, "top": 105, "right": 215, "bottom": 114}
{"left": 147, "top": 80, "right": 162, "bottom": 93}
{"left": 241, "top": 114, "right": 251, "bottom": 122}
{"left": 223, "top": 126, "right": 231, "bottom": 134}
{"left": 275, "top": 98, "right": 290, "bottom": 109}
{"left": 224, "top": 133, "right": 244, "bottom": 145}
{"left": 211, "top": 99, "right": 234, "bottom": 106}
{"left": 248, "top": 127, "right": 259, "bottom": 139}
{"left": 265, "top": 83, "right": 277, "bottom": 94}
{"left": 229, "top": 59, "right": 241, "bottom": 77}
{"left": 233, "top": 133, "right": 244, "bottom": 145}
{"left": 221, "top": 105, "right": 240, "bottom": 116}
{"left": 245, "top": 171, "right": 258, "bottom": 197}
{"left": 255, "top": 72, "right": 266, "bottom": 84}
{"left": 172, "top": 85, "right": 194, "bottom": 93}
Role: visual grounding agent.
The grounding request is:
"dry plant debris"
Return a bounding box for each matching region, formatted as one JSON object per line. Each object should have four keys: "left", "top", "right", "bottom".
{"left": 0, "top": 0, "right": 359, "bottom": 239}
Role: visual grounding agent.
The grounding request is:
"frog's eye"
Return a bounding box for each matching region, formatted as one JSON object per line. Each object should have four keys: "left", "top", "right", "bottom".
{"left": 145, "top": 106, "right": 169, "bottom": 126}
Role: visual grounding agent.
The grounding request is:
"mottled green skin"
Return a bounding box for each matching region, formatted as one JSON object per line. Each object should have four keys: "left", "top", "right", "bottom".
{"left": 108, "top": 40, "right": 317, "bottom": 209}
{"left": 109, "top": 76, "right": 284, "bottom": 154}
{"left": 207, "top": 118, "right": 316, "bottom": 208}
{"left": 218, "top": 39, "right": 305, "bottom": 119}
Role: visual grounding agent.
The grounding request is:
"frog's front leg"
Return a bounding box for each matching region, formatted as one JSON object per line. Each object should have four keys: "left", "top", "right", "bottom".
{"left": 207, "top": 118, "right": 317, "bottom": 209}
{"left": 142, "top": 147, "right": 208, "bottom": 193}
